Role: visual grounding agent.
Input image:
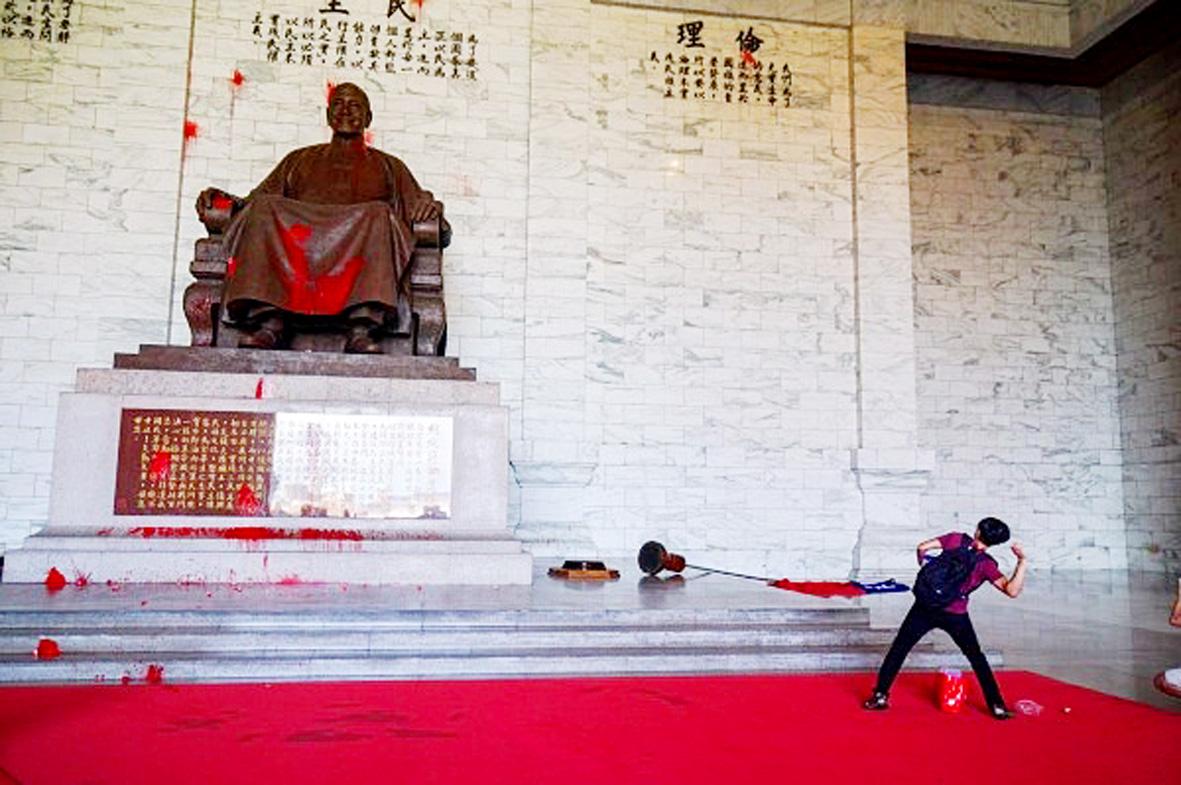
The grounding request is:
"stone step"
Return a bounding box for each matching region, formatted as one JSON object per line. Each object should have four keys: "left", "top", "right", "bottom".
{"left": 0, "top": 606, "right": 871, "bottom": 630}
{"left": 0, "top": 624, "right": 898, "bottom": 656}
{"left": 0, "top": 645, "right": 999, "bottom": 684}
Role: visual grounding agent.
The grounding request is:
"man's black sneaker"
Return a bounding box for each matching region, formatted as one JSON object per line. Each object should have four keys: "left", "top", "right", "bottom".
{"left": 862, "top": 692, "right": 889, "bottom": 710}
{"left": 990, "top": 704, "right": 1014, "bottom": 720}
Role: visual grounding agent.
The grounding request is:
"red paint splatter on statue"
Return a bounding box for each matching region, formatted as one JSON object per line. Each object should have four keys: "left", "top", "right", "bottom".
{"left": 277, "top": 222, "right": 365, "bottom": 315}
{"left": 226, "top": 255, "right": 238, "bottom": 279}
{"left": 45, "top": 567, "right": 67, "bottom": 592}
{"left": 233, "top": 484, "right": 263, "bottom": 516}
{"left": 254, "top": 377, "right": 264, "bottom": 399}
{"left": 326, "top": 80, "right": 337, "bottom": 105}
{"left": 363, "top": 129, "right": 374, "bottom": 148}
{"left": 146, "top": 664, "right": 165, "bottom": 684}
{"left": 147, "top": 450, "right": 172, "bottom": 483}
{"left": 212, "top": 195, "right": 234, "bottom": 211}
{"left": 35, "top": 638, "right": 61, "bottom": 660}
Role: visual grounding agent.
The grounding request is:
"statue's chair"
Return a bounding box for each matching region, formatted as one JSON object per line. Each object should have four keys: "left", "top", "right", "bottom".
{"left": 183, "top": 199, "right": 449, "bottom": 356}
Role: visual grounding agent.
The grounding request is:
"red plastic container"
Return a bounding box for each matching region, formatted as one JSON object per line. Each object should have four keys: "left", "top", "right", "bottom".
{"left": 938, "top": 668, "right": 966, "bottom": 713}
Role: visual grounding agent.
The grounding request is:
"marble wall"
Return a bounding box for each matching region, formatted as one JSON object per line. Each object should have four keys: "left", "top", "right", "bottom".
{"left": 909, "top": 75, "right": 1127, "bottom": 569}
{"left": 1101, "top": 41, "right": 1181, "bottom": 573}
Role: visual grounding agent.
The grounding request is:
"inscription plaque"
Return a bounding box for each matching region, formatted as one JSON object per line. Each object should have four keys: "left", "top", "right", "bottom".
{"left": 114, "top": 410, "right": 275, "bottom": 516}
{"left": 113, "top": 409, "right": 453, "bottom": 519}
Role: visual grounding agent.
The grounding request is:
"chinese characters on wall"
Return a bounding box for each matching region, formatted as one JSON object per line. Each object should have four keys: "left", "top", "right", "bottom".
{"left": 114, "top": 410, "right": 275, "bottom": 516}
{"left": 112, "top": 409, "right": 454, "bottom": 519}
{"left": 269, "top": 413, "right": 452, "bottom": 519}
{"left": 650, "top": 19, "right": 792, "bottom": 108}
{"left": 252, "top": 2, "right": 479, "bottom": 80}
{"left": 1, "top": 0, "right": 74, "bottom": 42}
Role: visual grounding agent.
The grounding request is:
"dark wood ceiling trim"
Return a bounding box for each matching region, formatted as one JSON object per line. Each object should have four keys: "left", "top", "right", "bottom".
{"left": 906, "top": 0, "right": 1178, "bottom": 87}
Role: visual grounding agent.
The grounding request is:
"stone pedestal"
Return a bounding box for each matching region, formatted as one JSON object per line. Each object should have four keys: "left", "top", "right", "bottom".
{"left": 2, "top": 347, "right": 532, "bottom": 585}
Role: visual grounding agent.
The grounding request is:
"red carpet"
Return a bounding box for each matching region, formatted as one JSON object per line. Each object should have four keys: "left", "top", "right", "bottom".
{"left": 0, "top": 671, "right": 1177, "bottom": 785}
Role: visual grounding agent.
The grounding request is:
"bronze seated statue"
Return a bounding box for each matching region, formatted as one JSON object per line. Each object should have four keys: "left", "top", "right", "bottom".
{"left": 184, "top": 83, "right": 449, "bottom": 356}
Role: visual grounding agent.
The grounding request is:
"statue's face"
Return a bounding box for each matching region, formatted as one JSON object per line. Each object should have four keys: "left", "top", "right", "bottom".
{"left": 327, "top": 86, "right": 372, "bottom": 136}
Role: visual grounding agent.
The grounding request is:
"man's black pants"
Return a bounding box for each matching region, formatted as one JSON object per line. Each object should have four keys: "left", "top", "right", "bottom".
{"left": 873, "top": 601, "right": 1005, "bottom": 709}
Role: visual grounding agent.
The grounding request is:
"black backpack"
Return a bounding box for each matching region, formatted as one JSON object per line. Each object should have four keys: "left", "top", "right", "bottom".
{"left": 913, "top": 537, "right": 979, "bottom": 608}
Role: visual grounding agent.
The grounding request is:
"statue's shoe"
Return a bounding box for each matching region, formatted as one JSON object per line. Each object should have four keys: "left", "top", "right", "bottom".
{"left": 344, "top": 328, "right": 383, "bottom": 354}
{"left": 238, "top": 325, "right": 283, "bottom": 350}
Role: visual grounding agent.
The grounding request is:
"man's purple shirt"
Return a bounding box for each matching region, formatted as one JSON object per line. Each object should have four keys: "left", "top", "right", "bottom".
{"left": 936, "top": 532, "right": 1003, "bottom": 614}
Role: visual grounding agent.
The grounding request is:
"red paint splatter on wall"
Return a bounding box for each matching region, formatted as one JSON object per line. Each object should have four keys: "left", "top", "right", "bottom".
{"left": 73, "top": 572, "right": 90, "bottom": 588}
{"left": 146, "top": 664, "right": 165, "bottom": 684}
{"left": 231, "top": 69, "right": 245, "bottom": 88}
{"left": 233, "top": 484, "right": 263, "bottom": 516}
{"left": 45, "top": 568, "right": 67, "bottom": 591}
{"left": 127, "top": 526, "right": 365, "bottom": 541}
{"left": 35, "top": 639, "right": 61, "bottom": 660}
{"left": 740, "top": 49, "right": 758, "bottom": 67}
{"left": 148, "top": 450, "right": 172, "bottom": 483}
{"left": 277, "top": 222, "right": 365, "bottom": 315}
{"left": 277, "top": 576, "right": 303, "bottom": 585}
{"left": 254, "top": 377, "right": 264, "bottom": 399}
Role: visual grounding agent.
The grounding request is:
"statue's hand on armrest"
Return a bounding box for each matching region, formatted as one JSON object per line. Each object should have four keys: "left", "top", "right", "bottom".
{"left": 407, "top": 197, "right": 442, "bottom": 224}
{"left": 195, "top": 187, "right": 243, "bottom": 230}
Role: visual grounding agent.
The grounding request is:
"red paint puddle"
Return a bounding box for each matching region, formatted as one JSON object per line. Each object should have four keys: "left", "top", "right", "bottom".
{"left": 254, "top": 377, "right": 264, "bottom": 399}
{"left": 148, "top": 450, "right": 172, "bottom": 483}
{"left": 35, "top": 638, "right": 61, "bottom": 660}
{"left": 45, "top": 568, "right": 67, "bottom": 592}
{"left": 146, "top": 664, "right": 165, "bottom": 684}
{"left": 276, "top": 222, "right": 365, "bottom": 315}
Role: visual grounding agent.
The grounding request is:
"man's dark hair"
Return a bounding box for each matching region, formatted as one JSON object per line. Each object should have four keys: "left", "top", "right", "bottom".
{"left": 977, "top": 517, "right": 1010, "bottom": 546}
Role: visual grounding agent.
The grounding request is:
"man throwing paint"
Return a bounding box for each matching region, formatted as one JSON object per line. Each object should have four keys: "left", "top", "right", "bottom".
{"left": 863, "top": 517, "right": 1027, "bottom": 719}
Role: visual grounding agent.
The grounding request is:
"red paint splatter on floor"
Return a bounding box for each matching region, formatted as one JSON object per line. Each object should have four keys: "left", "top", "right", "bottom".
{"left": 276, "top": 222, "right": 365, "bottom": 315}
{"left": 45, "top": 568, "right": 67, "bottom": 592}
{"left": 35, "top": 639, "right": 61, "bottom": 660}
{"left": 145, "top": 665, "right": 165, "bottom": 685}
{"left": 254, "top": 377, "right": 264, "bottom": 399}
{"left": 147, "top": 450, "right": 171, "bottom": 483}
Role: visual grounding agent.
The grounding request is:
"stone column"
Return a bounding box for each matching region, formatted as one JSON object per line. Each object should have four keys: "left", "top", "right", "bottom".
{"left": 847, "top": 25, "right": 932, "bottom": 574}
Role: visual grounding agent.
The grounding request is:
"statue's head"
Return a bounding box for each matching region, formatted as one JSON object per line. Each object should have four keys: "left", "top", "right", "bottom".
{"left": 326, "top": 82, "right": 373, "bottom": 137}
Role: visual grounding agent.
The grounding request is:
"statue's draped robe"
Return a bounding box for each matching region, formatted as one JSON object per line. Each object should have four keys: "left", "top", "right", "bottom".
{"left": 221, "top": 142, "right": 432, "bottom": 325}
